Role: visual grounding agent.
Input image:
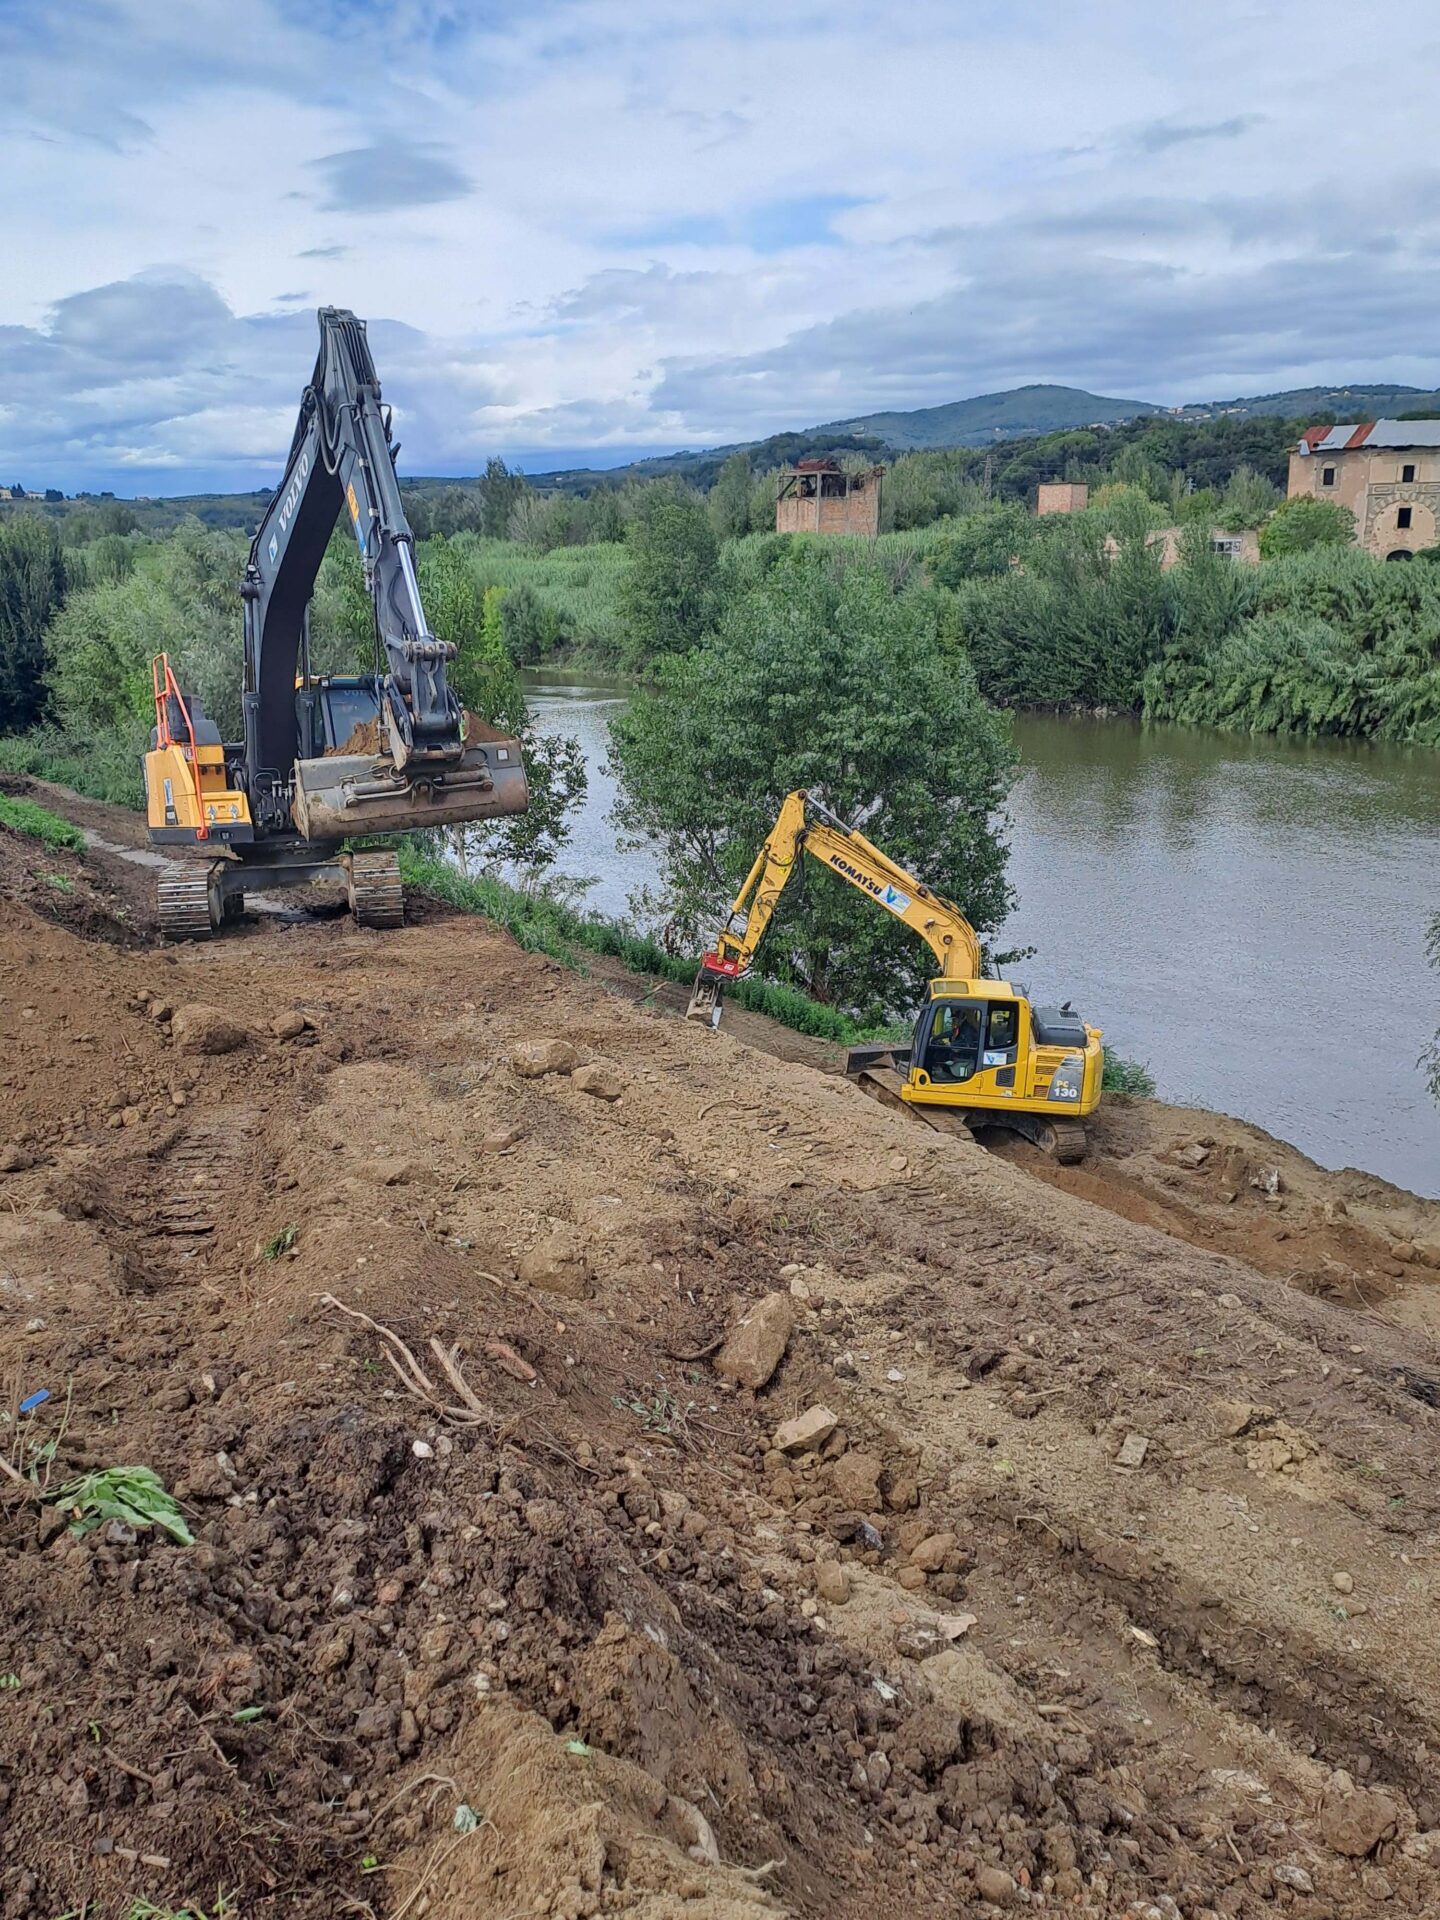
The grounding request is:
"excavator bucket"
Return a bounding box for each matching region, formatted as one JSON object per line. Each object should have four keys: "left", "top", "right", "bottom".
{"left": 291, "top": 735, "right": 528, "bottom": 840}
{"left": 686, "top": 952, "right": 740, "bottom": 1025}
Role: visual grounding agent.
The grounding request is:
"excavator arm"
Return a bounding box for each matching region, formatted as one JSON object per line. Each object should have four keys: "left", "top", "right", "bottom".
{"left": 240, "top": 307, "right": 473, "bottom": 832}
{"left": 687, "top": 788, "right": 980, "bottom": 1022}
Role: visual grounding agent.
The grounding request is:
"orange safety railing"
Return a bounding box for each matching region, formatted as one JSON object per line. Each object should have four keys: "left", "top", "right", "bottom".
{"left": 151, "top": 652, "right": 209, "bottom": 841}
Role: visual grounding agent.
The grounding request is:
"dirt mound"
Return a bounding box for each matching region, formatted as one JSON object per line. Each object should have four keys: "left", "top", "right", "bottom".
{"left": 3, "top": 784, "right": 1440, "bottom": 1918}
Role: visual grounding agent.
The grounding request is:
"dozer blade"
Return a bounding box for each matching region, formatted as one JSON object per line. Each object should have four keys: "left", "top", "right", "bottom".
{"left": 291, "top": 741, "right": 528, "bottom": 841}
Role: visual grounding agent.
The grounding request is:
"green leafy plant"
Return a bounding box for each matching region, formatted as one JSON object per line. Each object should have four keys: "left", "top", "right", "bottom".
{"left": 47, "top": 1465, "right": 194, "bottom": 1545}
{"left": 44, "top": 872, "right": 77, "bottom": 894}
{"left": 0, "top": 794, "right": 85, "bottom": 853}
{"left": 262, "top": 1225, "right": 297, "bottom": 1261}
{"left": 126, "top": 1896, "right": 235, "bottom": 1920}
{"left": 1102, "top": 1050, "right": 1156, "bottom": 1097}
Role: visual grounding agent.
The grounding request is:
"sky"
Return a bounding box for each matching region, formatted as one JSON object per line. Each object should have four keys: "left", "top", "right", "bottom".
{"left": 4, "top": 0, "right": 1440, "bottom": 493}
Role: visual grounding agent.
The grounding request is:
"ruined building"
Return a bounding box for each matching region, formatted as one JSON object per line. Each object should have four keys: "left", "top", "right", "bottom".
{"left": 1288, "top": 421, "right": 1440, "bottom": 559}
{"left": 775, "top": 459, "right": 883, "bottom": 536}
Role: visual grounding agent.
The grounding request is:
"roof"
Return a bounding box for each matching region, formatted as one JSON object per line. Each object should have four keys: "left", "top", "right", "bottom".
{"left": 1297, "top": 419, "right": 1440, "bottom": 453}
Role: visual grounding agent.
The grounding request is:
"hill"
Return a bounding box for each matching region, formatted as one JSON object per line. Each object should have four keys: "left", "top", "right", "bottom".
{"left": 813, "top": 382, "right": 1163, "bottom": 449}
{"left": 1176, "top": 381, "right": 1440, "bottom": 421}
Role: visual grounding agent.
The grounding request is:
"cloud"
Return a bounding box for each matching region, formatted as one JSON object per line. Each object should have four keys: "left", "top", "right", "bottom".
{"left": 309, "top": 137, "right": 473, "bottom": 213}
{"left": 1133, "top": 114, "right": 1265, "bottom": 154}
{"left": 298, "top": 244, "right": 350, "bottom": 261}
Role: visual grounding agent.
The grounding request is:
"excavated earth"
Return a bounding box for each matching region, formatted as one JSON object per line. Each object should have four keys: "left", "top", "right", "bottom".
{"left": 3, "top": 783, "right": 1440, "bottom": 1920}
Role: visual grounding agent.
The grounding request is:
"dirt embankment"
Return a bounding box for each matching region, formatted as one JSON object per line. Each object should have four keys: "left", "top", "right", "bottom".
{"left": 2, "top": 786, "right": 1440, "bottom": 1920}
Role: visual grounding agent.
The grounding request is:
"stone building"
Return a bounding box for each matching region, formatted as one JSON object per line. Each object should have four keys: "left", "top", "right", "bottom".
{"left": 1287, "top": 421, "right": 1440, "bottom": 559}
{"left": 775, "top": 459, "right": 883, "bottom": 536}
{"left": 1036, "top": 481, "right": 1089, "bottom": 515}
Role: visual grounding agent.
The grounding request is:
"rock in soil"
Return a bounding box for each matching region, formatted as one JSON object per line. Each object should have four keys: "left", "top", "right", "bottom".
{"left": 512, "top": 1038, "right": 578, "bottom": 1077}
{"left": 518, "top": 1226, "right": 594, "bottom": 1298}
{"left": 714, "top": 1290, "right": 793, "bottom": 1390}
{"left": 773, "top": 1404, "right": 838, "bottom": 1453}
{"left": 171, "top": 1002, "right": 247, "bottom": 1055}
{"left": 572, "top": 1061, "right": 624, "bottom": 1101}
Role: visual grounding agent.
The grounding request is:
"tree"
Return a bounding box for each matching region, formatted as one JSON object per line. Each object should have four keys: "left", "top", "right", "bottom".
{"left": 617, "top": 484, "right": 718, "bottom": 666}
{"left": 1219, "top": 464, "right": 1281, "bottom": 531}
{"left": 928, "top": 503, "right": 1033, "bottom": 584}
{"left": 608, "top": 550, "right": 1015, "bottom": 1019}
{"left": 1259, "top": 494, "right": 1355, "bottom": 559}
{"left": 707, "top": 451, "right": 753, "bottom": 540}
{"left": 0, "top": 515, "right": 66, "bottom": 732}
{"left": 416, "top": 538, "right": 586, "bottom": 874}
{"left": 477, "top": 457, "right": 530, "bottom": 540}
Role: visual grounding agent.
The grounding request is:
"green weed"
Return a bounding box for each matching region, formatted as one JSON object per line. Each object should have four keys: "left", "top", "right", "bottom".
{"left": 0, "top": 794, "right": 85, "bottom": 853}
{"left": 1101, "top": 1050, "right": 1157, "bottom": 1098}
{"left": 44, "top": 872, "right": 77, "bottom": 893}
{"left": 262, "top": 1225, "right": 298, "bottom": 1261}
{"left": 47, "top": 1465, "right": 194, "bottom": 1545}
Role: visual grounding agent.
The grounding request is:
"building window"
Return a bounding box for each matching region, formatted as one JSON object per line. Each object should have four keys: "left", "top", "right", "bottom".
{"left": 1321, "top": 465, "right": 1336, "bottom": 487}
{"left": 1403, "top": 463, "right": 1417, "bottom": 483}
{"left": 1397, "top": 506, "right": 1413, "bottom": 530}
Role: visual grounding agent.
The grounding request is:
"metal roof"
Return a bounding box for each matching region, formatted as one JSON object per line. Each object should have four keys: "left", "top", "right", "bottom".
{"left": 1297, "top": 419, "right": 1440, "bottom": 453}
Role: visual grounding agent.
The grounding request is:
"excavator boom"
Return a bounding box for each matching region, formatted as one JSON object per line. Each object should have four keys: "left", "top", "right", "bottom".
{"left": 687, "top": 787, "right": 979, "bottom": 1021}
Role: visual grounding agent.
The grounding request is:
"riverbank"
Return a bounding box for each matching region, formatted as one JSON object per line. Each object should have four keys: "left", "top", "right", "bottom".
{"left": 5, "top": 775, "right": 1440, "bottom": 1918}
{"left": 525, "top": 682, "right": 1440, "bottom": 1196}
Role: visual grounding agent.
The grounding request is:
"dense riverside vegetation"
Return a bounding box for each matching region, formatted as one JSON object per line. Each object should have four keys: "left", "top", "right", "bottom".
{"left": 1, "top": 407, "right": 1436, "bottom": 1057}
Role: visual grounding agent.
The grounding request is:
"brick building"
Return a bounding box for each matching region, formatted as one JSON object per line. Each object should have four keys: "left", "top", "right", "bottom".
{"left": 1288, "top": 421, "right": 1440, "bottom": 559}
{"left": 775, "top": 459, "right": 883, "bottom": 536}
{"left": 1036, "top": 482, "right": 1089, "bottom": 515}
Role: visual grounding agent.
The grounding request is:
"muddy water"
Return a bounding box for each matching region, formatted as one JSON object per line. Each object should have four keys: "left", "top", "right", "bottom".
{"left": 524, "top": 675, "right": 1440, "bottom": 1196}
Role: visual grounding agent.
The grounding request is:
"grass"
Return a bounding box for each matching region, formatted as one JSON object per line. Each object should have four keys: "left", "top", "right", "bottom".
{"left": 0, "top": 723, "right": 146, "bottom": 809}
{"left": 0, "top": 793, "right": 86, "bottom": 853}
{"left": 399, "top": 843, "right": 894, "bottom": 1045}
{"left": 1102, "top": 1048, "right": 1157, "bottom": 1098}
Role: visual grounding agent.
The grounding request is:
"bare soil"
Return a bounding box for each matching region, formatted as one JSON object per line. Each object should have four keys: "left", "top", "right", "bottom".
{"left": 2, "top": 785, "right": 1440, "bottom": 1920}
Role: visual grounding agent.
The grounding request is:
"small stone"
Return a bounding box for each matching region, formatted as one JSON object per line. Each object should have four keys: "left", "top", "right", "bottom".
{"left": 1273, "top": 1865, "right": 1314, "bottom": 1895}
{"left": 1217, "top": 1292, "right": 1242, "bottom": 1310}
{"left": 369, "top": 1157, "right": 412, "bottom": 1186}
{"left": 1332, "top": 1570, "right": 1354, "bottom": 1594}
{"left": 572, "top": 1062, "right": 624, "bottom": 1101}
{"left": 412, "top": 1440, "right": 434, "bottom": 1459}
{"left": 148, "top": 1000, "right": 174, "bottom": 1023}
{"left": 1177, "top": 1143, "right": 1211, "bottom": 1169}
{"left": 121, "top": 1106, "right": 141, "bottom": 1128}
{"left": 518, "top": 1227, "right": 594, "bottom": 1299}
{"left": 910, "top": 1531, "right": 959, "bottom": 1573}
{"left": 715, "top": 1292, "right": 794, "bottom": 1391}
{"left": 1116, "top": 1432, "right": 1150, "bottom": 1469}
{"left": 866, "top": 1750, "right": 891, "bottom": 1789}
{"left": 975, "top": 1866, "right": 1016, "bottom": 1905}
{"left": 1319, "top": 1772, "right": 1400, "bottom": 1857}
{"left": 512, "top": 1039, "right": 578, "bottom": 1078}
{"left": 829, "top": 1450, "right": 882, "bottom": 1510}
{"left": 171, "top": 1003, "right": 247, "bottom": 1056}
{"left": 773, "top": 1406, "right": 838, "bottom": 1454}
{"left": 1361, "top": 1869, "right": 1394, "bottom": 1901}
{"left": 896, "top": 1565, "right": 927, "bottom": 1591}
{"left": 482, "top": 1125, "right": 524, "bottom": 1153}
{"left": 815, "top": 1560, "right": 850, "bottom": 1606}
{"left": 788, "top": 1272, "right": 812, "bottom": 1301}
{"left": 885, "top": 1366, "right": 905, "bottom": 1384}
{"left": 271, "top": 1011, "right": 307, "bottom": 1040}
{"left": 1214, "top": 1399, "right": 1263, "bottom": 1438}
{"left": 0, "top": 1144, "right": 33, "bottom": 1174}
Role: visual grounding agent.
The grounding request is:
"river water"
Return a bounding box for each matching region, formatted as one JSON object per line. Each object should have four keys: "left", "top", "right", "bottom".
{"left": 524, "top": 674, "right": 1440, "bottom": 1197}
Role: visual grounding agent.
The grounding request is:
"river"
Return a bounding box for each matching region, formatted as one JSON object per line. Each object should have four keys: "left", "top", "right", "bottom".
{"left": 523, "top": 673, "right": 1440, "bottom": 1197}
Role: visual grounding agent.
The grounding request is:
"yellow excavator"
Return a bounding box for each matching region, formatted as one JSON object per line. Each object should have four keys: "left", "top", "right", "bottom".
{"left": 687, "top": 788, "right": 1103, "bottom": 1160}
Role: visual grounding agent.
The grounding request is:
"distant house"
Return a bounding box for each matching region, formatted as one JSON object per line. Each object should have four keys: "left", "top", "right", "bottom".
{"left": 775, "top": 459, "right": 883, "bottom": 536}
{"left": 1101, "top": 527, "right": 1260, "bottom": 569}
{"left": 1036, "top": 482, "right": 1089, "bottom": 515}
{"left": 1288, "top": 421, "right": 1440, "bottom": 559}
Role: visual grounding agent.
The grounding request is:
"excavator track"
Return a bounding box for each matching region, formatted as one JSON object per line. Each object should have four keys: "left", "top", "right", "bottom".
{"left": 847, "top": 1063, "right": 1088, "bottom": 1162}
{"left": 157, "top": 869, "right": 218, "bottom": 941}
{"left": 347, "top": 848, "right": 405, "bottom": 929}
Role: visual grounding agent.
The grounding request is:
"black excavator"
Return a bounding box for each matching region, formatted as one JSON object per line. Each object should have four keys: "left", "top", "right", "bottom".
{"left": 143, "top": 306, "right": 528, "bottom": 937}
